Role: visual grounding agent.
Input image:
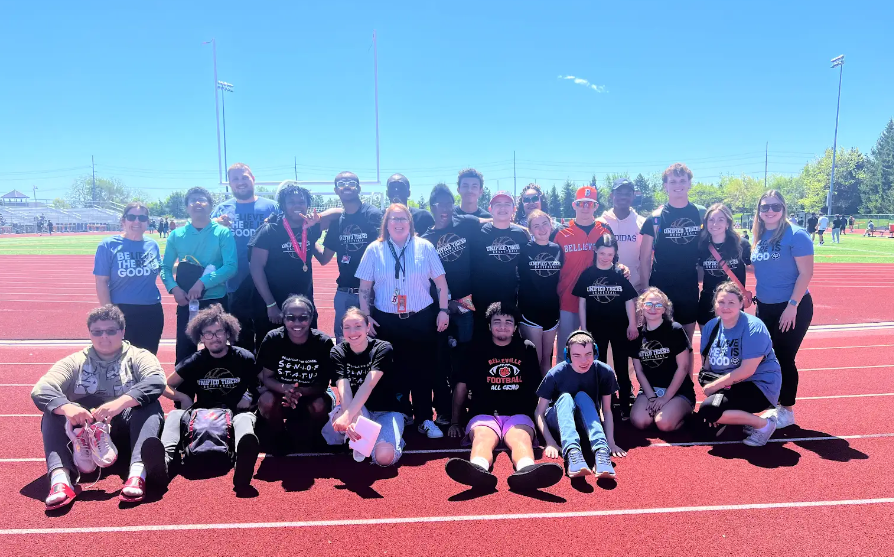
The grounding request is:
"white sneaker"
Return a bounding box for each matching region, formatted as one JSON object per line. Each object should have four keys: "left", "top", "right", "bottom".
{"left": 64, "top": 421, "right": 97, "bottom": 474}
{"left": 87, "top": 422, "right": 118, "bottom": 468}
{"left": 775, "top": 406, "right": 795, "bottom": 429}
{"left": 417, "top": 420, "right": 444, "bottom": 439}
{"left": 743, "top": 415, "right": 777, "bottom": 447}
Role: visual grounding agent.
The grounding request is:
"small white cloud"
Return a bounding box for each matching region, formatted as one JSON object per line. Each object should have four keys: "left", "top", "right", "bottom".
{"left": 558, "top": 74, "right": 606, "bottom": 93}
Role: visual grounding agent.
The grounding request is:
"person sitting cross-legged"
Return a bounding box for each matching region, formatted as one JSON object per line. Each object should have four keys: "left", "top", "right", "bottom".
{"left": 535, "top": 330, "right": 626, "bottom": 481}
{"left": 445, "top": 302, "right": 563, "bottom": 491}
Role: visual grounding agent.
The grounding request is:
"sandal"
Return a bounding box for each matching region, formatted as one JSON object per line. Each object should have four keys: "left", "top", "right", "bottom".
{"left": 118, "top": 476, "right": 145, "bottom": 503}
{"left": 45, "top": 482, "right": 79, "bottom": 511}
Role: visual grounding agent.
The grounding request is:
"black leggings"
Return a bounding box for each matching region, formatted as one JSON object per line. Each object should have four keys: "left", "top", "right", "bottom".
{"left": 175, "top": 297, "right": 228, "bottom": 364}
{"left": 756, "top": 292, "right": 813, "bottom": 407}
{"left": 591, "top": 325, "right": 633, "bottom": 408}
{"left": 118, "top": 303, "right": 164, "bottom": 354}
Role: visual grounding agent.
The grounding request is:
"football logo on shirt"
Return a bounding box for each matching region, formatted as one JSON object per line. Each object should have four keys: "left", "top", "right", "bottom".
{"left": 435, "top": 233, "right": 467, "bottom": 262}
{"left": 485, "top": 237, "right": 521, "bottom": 262}
{"left": 487, "top": 361, "right": 522, "bottom": 390}
{"left": 586, "top": 277, "right": 623, "bottom": 303}
{"left": 529, "top": 251, "right": 562, "bottom": 277}
{"left": 196, "top": 368, "right": 241, "bottom": 393}
{"left": 752, "top": 240, "right": 781, "bottom": 262}
{"left": 638, "top": 340, "right": 671, "bottom": 368}
{"left": 340, "top": 224, "right": 369, "bottom": 252}
{"left": 663, "top": 218, "right": 700, "bottom": 245}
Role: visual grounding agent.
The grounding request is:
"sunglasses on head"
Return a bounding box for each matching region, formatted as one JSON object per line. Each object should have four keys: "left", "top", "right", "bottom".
{"left": 643, "top": 302, "right": 665, "bottom": 310}
{"left": 759, "top": 203, "right": 784, "bottom": 213}
{"left": 284, "top": 313, "right": 311, "bottom": 323}
{"left": 125, "top": 214, "right": 149, "bottom": 222}
{"left": 522, "top": 195, "right": 540, "bottom": 204}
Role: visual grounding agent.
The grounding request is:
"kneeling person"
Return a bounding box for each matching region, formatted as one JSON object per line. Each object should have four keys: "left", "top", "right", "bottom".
{"left": 143, "top": 304, "right": 260, "bottom": 489}
{"left": 446, "top": 303, "right": 562, "bottom": 491}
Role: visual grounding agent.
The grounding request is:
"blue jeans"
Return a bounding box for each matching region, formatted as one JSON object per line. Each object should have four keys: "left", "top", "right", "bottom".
{"left": 545, "top": 392, "right": 608, "bottom": 457}
{"left": 333, "top": 290, "right": 360, "bottom": 341}
{"left": 831, "top": 228, "right": 840, "bottom": 243}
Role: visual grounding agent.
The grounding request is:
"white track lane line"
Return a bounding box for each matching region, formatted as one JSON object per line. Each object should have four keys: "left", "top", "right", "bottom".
{"left": 1, "top": 497, "right": 892, "bottom": 535}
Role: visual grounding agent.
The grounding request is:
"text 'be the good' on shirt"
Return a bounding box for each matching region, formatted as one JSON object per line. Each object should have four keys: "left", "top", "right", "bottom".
{"left": 93, "top": 235, "right": 162, "bottom": 305}
{"left": 211, "top": 197, "right": 279, "bottom": 293}
{"left": 354, "top": 236, "right": 446, "bottom": 314}
{"left": 751, "top": 225, "right": 813, "bottom": 304}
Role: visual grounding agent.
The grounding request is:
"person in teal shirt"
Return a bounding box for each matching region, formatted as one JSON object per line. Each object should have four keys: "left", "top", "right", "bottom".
{"left": 161, "top": 187, "right": 238, "bottom": 363}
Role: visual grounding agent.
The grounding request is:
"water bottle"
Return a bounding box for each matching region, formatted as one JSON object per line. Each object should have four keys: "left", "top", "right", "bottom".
{"left": 352, "top": 449, "right": 366, "bottom": 462}
{"left": 188, "top": 299, "right": 199, "bottom": 322}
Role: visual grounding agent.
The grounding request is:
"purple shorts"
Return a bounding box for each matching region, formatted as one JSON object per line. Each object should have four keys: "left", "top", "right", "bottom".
{"left": 465, "top": 414, "right": 536, "bottom": 441}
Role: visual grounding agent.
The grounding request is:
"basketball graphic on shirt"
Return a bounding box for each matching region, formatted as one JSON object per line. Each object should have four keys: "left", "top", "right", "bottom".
{"left": 340, "top": 224, "right": 369, "bottom": 252}
{"left": 530, "top": 251, "right": 561, "bottom": 277}
{"left": 436, "top": 233, "right": 466, "bottom": 262}
{"left": 638, "top": 340, "right": 670, "bottom": 368}
{"left": 196, "top": 368, "right": 241, "bottom": 394}
{"left": 664, "top": 218, "right": 700, "bottom": 245}
{"left": 586, "top": 277, "right": 622, "bottom": 304}
{"left": 486, "top": 237, "right": 520, "bottom": 262}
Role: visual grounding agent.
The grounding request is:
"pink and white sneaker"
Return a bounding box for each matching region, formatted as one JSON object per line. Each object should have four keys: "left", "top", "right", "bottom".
{"left": 87, "top": 422, "right": 118, "bottom": 468}
{"left": 64, "top": 421, "right": 97, "bottom": 474}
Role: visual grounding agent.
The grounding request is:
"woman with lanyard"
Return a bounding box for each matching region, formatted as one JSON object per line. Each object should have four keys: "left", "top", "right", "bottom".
{"left": 355, "top": 203, "right": 450, "bottom": 439}
{"left": 248, "top": 182, "right": 323, "bottom": 346}
{"left": 697, "top": 203, "right": 752, "bottom": 329}
{"left": 94, "top": 202, "right": 164, "bottom": 354}
{"left": 750, "top": 191, "right": 813, "bottom": 429}
{"left": 517, "top": 209, "right": 563, "bottom": 375}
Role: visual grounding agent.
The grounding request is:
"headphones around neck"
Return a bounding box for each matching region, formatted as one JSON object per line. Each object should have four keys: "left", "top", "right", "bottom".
{"left": 564, "top": 329, "right": 599, "bottom": 363}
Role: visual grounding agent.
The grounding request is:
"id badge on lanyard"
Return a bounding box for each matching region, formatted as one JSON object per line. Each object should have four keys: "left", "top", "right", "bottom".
{"left": 391, "top": 288, "right": 407, "bottom": 313}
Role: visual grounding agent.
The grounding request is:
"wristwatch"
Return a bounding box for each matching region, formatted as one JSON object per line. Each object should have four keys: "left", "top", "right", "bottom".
{"left": 788, "top": 299, "right": 798, "bottom": 307}
{"left": 439, "top": 307, "right": 450, "bottom": 315}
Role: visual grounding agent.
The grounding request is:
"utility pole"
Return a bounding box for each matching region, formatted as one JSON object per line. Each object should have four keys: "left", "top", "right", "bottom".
{"left": 294, "top": 156, "right": 298, "bottom": 181}
{"left": 92, "top": 155, "right": 96, "bottom": 206}
{"left": 764, "top": 142, "right": 768, "bottom": 188}
{"left": 373, "top": 30, "right": 380, "bottom": 185}
{"left": 513, "top": 150, "right": 517, "bottom": 195}
{"left": 32, "top": 185, "right": 37, "bottom": 205}
{"left": 203, "top": 39, "right": 223, "bottom": 186}
{"left": 827, "top": 55, "right": 845, "bottom": 216}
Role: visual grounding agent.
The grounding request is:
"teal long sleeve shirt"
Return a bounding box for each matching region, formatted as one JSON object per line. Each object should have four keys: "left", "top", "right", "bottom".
{"left": 160, "top": 221, "right": 238, "bottom": 300}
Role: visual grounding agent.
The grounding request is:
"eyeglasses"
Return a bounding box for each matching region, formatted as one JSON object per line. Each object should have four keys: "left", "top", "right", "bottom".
{"left": 284, "top": 313, "right": 311, "bottom": 323}
{"left": 188, "top": 198, "right": 210, "bottom": 206}
{"left": 759, "top": 203, "right": 784, "bottom": 213}
{"left": 643, "top": 302, "right": 665, "bottom": 310}
{"left": 201, "top": 330, "right": 227, "bottom": 340}
{"left": 388, "top": 216, "right": 410, "bottom": 223}
{"left": 522, "top": 195, "right": 541, "bottom": 204}
{"left": 90, "top": 328, "right": 120, "bottom": 337}
{"left": 125, "top": 214, "right": 149, "bottom": 222}
{"left": 336, "top": 179, "right": 359, "bottom": 188}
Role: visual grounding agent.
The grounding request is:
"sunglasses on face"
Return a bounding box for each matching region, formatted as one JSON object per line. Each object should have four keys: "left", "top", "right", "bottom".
{"left": 643, "top": 302, "right": 665, "bottom": 310}
{"left": 125, "top": 214, "right": 149, "bottom": 222}
{"left": 575, "top": 201, "right": 595, "bottom": 208}
{"left": 284, "top": 314, "right": 311, "bottom": 323}
{"left": 90, "top": 328, "right": 120, "bottom": 337}
{"left": 336, "top": 179, "right": 359, "bottom": 188}
{"left": 522, "top": 195, "right": 541, "bottom": 204}
{"left": 201, "top": 330, "right": 227, "bottom": 340}
{"left": 759, "top": 203, "right": 784, "bottom": 213}
{"left": 389, "top": 216, "right": 410, "bottom": 223}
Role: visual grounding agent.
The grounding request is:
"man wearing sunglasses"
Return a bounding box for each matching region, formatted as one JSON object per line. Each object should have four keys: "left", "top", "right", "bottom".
{"left": 386, "top": 173, "right": 435, "bottom": 233}
{"left": 318, "top": 172, "right": 383, "bottom": 341}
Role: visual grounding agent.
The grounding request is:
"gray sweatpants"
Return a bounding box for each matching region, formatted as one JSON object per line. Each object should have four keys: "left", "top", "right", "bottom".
{"left": 159, "top": 409, "right": 257, "bottom": 464}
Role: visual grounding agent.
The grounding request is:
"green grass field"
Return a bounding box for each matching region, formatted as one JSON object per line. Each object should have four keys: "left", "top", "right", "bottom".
{"left": 0, "top": 230, "right": 892, "bottom": 262}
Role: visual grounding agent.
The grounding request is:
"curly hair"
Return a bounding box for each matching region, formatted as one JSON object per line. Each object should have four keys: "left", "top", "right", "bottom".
{"left": 87, "top": 304, "right": 126, "bottom": 330}
{"left": 186, "top": 303, "right": 241, "bottom": 345}
{"left": 515, "top": 184, "right": 548, "bottom": 223}
{"left": 276, "top": 181, "right": 312, "bottom": 209}
{"left": 185, "top": 187, "right": 214, "bottom": 208}
{"left": 661, "top": 162, "right": 693, "bottom": 184}
{"left": 637, "top": 287, "right": 674, "bottom": 322}
{"left": 484, "top": 301, "right": 521, "bottom": 325}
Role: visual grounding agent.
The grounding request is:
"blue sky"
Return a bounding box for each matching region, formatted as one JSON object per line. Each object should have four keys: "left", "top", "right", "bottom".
{"left": 4, "top": 1, "right": 893, "bottom": 201}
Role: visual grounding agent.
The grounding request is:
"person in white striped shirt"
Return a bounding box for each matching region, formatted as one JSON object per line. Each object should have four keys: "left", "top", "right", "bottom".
{"left": 355, "top": 203, "right": 451, "bottom": 439}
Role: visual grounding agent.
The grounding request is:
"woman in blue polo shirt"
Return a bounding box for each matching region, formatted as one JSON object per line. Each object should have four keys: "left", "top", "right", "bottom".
{"left": 750, "top": 191, "right": 814, "bottom": 430}
{"left": 94, "top": 202, "right": 164, "bottom": 353}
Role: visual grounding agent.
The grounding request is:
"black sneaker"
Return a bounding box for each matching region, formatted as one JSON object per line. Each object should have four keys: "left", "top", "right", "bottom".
{"left": 507, "top": 462, "right": 563, "bottom": 491}
{"left": 141, "top": 436, "right": 169, "bottom": 488}
{"left": 445, "top": 458, "right": 497, "bottom": 490}
{"left": 233, "top": 433, "right": 260, "bottom": 488}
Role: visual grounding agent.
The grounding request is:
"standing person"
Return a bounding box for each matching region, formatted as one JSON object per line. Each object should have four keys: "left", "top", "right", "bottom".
{"left": 327, "top": 309, "right": 412, "bottom": 467}
{"left": 816, "top": 213, "right": 829, "bottom": 245}
{"left": 470, "top": 191, "right": 530, "bottom": 324}
{"left": 454, "top": 168, "right": 492, "bottom": 218}
{"left": 534, "top": 331, "right": 626, "bottom": 480}
{"left": 554, "top": 186, "right": 613, "bottom": 347}
{"left": 94, "top": 202, "right": 164, "bottom": 354}
{"left": 518, "top": 210, "right": 563, "bottom": 375}
{"left": 47, "top": 220, "right": 54, "bottom": 235}
{"left": 144, "top": 305, "right": 260, "bottom": 490}
{"left": 573, "top": 234, "right": 639, "bottom": 418}
{"left": 318, "top": 171, "right": 383, "bottom": 342}
{"left": 831, "top": 214, "right": 842, "bottom": 244}
{"left": 639, "top": 163, "right": 704, "bottom": 342}
{"left": 31, "top": 305, "right": 166, "bottom": 509}
{"left": 697, "top": 203, "right": 752, "bottom": 328}
{"left": 256, "top": 296, "right": 335, "bottom": 449}
{"left": 168, "top": 219, "right": 176, "bottom": 232}
{"left": 160, "top": 187, "right": 238, "bottom": 364}
{"left": 356, "top": 203, "right": 450, "bottom": 438}
{"left": 386, "top": 173, "right": 435, "bottom": 233}
{"left": 599, "top": 178, "right": 647, "bottom": 290}
{"left": 806, "top": 212, "right": 818, "bottom": 242}
{"left": 848, "top": 215, "right": 855, "bottom": 233}
{"left": 751, "top": 191, "right": 813, "bottom": 429}
{"left": 629, "top": 288, "right": 694, "bottom": 432}
{"left": 514, "top": 184, "right": 563, "bottom": 234}
{"left": 159, "top": 218, "right": 168, "bottom": 238}
{"left": 248, "top": 182, "right": 324, "bottom": 345}
{"left": 445, "top": 303, "right": 563, "bottom": 491}
{"left": 211, "top": 163, "right": 278, "bottom": 352}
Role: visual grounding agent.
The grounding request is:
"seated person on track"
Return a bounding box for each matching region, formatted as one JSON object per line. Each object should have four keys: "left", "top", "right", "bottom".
{"left": 630, "top": 288, "right": 695, "bottom": 432}
{"left": 535, "top": 331, "right": 626, "bottom": 481}
{"left": 143, "top": 304, "right": 260, "bottom": 489}
{"left": 325, "top": 308, "right": 412, "bottom": 467}
{"left": 445, "top": 302, "right": 563, "bottom": 491}
{"left": 31, "top": 304, "right": 166, "bottom": 510}
{"left": 697, "top": 282, "right": 782, "bottom": 446}
{"left": 256, "top": 295, "right": 336, "bottom": 449}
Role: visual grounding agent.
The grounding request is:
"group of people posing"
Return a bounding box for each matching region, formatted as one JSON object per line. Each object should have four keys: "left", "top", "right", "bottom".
{"left": 32, "top": 161, "right": 815, "bottom": 509}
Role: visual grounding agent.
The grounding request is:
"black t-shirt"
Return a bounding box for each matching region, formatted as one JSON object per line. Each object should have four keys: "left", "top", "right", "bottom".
{"left": 806, "top": 216, "right": 818, "bottom": 231}
{"left": 249, "top": 221, "right": 322, "bottom": 305}
{"left": 421, "top": 215, "right": 480, "bottom": 300}
{"left": 536, "top": 360, "right": 619, "bottom": 404}
{"left": 640, "top": 203, "right": 703, "bottom": 288}
{"left": 518, "top": 240, "right": 563, "bottom": 313}
{"left": 470, "top": 222, "right": 529, "bottom": 307}
{"left": 257, "top": 328, "right": 334, "bottom": 391}
{"left": 572, "top": 265, "right": 638, "bottom": 325}
{"left": 410, "top": 207, "right": 435, "bottom": 234}
{"left": 455, "top": 337, "right": 540, "bottom": 419}
{"left": 454, "top": 206, "right": 492, "bottom": 219}
{"left": 698, "top": 239, "right": 751, "bottom": 299}
{"left": 633, "top": 320, "right": 695, "bottom": 399}
{"left": 322, "top": 203, "right": 383, "bottom": 288}
{"left": 174, "top": 347, "right": 259, "bottom": 411}
{"left": 330, "top": 338, "right": 410, "bottom": 415}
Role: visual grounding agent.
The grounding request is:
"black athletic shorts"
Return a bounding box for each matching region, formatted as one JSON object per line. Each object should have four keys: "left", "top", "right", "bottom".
{"left": 715, "top": 381, "right": 773, "bottom": 415}
{"left": 697, "top": 291, "right": 716, "bottom": 326}
{"left": 652, "top": 280, "right": 699, "bottom": 326}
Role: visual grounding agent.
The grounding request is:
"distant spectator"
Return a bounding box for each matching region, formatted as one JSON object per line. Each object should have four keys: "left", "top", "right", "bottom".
{"left": 806, "top": 213, "right": 818, "bottom": 242}
{"left": 47, "top": 221, "right": 54, "bottom": 235}
{"left": 865, "top": 220, "right": 875, "bottom": 237}
{"left": 816, "top": 213, "right": 829, "bottom": 245}
{"left": 848, "top": 215, "right": 855, "bottom": 232}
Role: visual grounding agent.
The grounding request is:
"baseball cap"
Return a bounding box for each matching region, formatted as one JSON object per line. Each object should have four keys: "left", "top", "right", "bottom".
{"left": 612, "top": 178, "right": 634, "bottom": 191}
{"left": 490, "top": 190, "right": 515, "bottom": 205}
{"left": 574, "top": 186, "right": 598, "bottom": 204}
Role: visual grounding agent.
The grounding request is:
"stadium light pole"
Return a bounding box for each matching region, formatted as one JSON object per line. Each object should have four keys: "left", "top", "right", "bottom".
{"left": 826, "top": 55, "right": 844, "bottom": 216}
{"left": 203, "top": 39, "right": 224, "bottom": 187}
{"left": 218, "top": 81, "right": 234, "bottom": 173}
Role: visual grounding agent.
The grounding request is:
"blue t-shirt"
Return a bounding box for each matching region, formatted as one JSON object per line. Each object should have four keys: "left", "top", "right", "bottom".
{"left": 701, "top": 312, "right": 782, "bottom": 406}
{"left": 536, "top": 360, "right": 619, "bottom": 406}
{"left": 211, "top": 197, "right": 279, "bottom": 292}
{"left": 93, "top": 236, "right": 162, "bottom": 305}
{"left": 751, "top": 225, "right": 813, "bottom": 304}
